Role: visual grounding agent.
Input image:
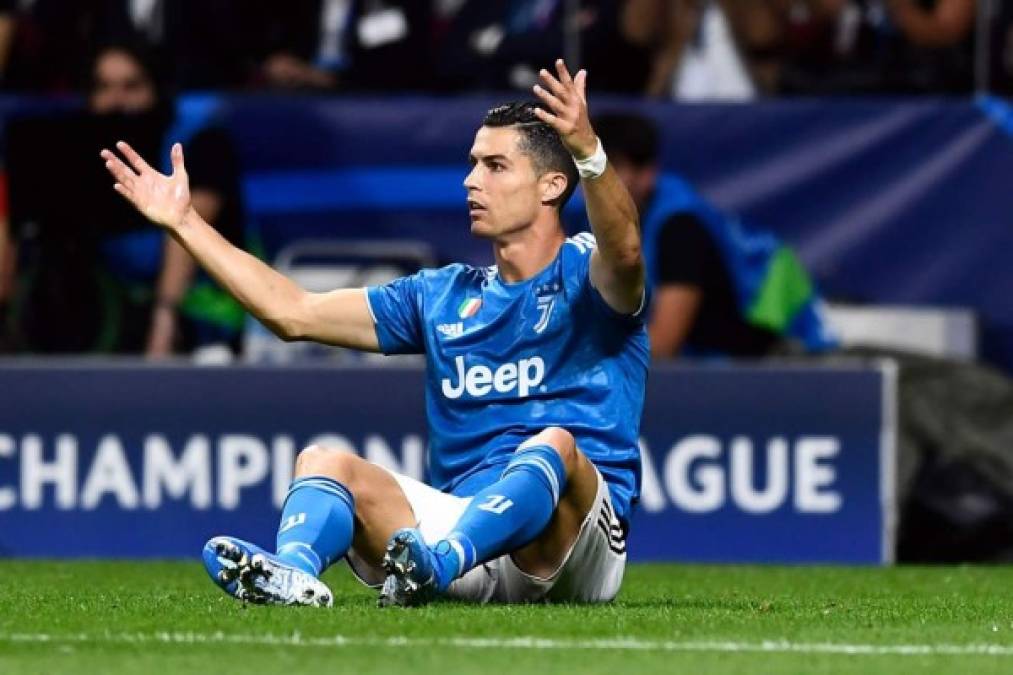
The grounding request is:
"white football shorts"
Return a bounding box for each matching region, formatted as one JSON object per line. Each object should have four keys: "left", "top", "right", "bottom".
{"left": 345, "top": 465, "right": 627, "bottom": 603}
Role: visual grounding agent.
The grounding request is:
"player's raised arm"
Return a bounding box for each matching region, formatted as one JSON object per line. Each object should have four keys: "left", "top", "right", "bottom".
{"left": 100, "top": 141, "right": 380, "bottom": 351}
{"left": 532, "top": 60, "right": 645, "bottom": 315}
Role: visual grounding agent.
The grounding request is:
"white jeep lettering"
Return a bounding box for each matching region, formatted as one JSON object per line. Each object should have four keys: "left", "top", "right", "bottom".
{"left": 493, "top": 362, "right": 517, "bottom": 391}
{"left": 465, "top": 364, "right": 493, "bottom": 396}
{"left": 442, "top": 355, "right": 545, "bottom": 399}
{"left": 441, "top": 356, "right": 467, "bottom": 398}
{"left": 517, "top": 357, "right": 544, "bottom": 397}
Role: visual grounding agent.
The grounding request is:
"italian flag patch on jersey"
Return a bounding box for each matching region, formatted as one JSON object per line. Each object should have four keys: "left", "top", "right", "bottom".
{"left": 458, "top": 297, "right": 482, "bottom": 318}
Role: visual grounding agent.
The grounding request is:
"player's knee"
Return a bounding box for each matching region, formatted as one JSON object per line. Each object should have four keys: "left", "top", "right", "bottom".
{"left": 294, "top": 445, "right": 360, "bottom": 484}
{"left": 523, "top": 426, "right": 578, "bottom": 474}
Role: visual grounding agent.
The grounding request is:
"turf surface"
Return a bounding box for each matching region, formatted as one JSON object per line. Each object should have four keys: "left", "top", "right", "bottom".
{"left": 1, "top": 561, "right": 1012, "bottom": 674}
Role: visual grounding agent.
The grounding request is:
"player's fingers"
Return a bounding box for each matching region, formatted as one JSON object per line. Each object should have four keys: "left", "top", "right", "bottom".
{"left": 112, "top": 182, "right": 140, "bottom": 208}
{"left": 555, "top": 58, "right": 574, "bottom": 86}
{"left": 532, "top": 105, "right": 563, "bottom": 130}
{"left": 100, "top": 148, "right": 136, "bottom": 174}
{"left": 538, "top": 68, "right": 570, "bottom": 101}
{"left": 102, "top": 151, "right": 139, "bottom": 186}
{"left": 533, "top": 84, "right": 567, "bottom": 116}
{"left": 116, "top": 140, "right": 154, "bottom": 175}
{"left": 170, "top": 142, "right": 186, "bottom": 176}
{"left": 112, "top": 182, "right": 133, "bottom": 199}
{"left": 575, "top": 69, "right": 588, "bottom": 101}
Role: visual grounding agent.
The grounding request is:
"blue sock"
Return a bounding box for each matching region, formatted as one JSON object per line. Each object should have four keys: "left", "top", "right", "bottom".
{"left": 433, "top": 444, "right": 567, "bottom": 589}
{"left": 275, "top": 476, "right": 355, "bottom": 577}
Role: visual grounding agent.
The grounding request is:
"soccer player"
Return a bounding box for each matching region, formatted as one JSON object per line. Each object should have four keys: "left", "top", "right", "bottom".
{"left": 101, "top": 59, "right": 648, "bottom": 607}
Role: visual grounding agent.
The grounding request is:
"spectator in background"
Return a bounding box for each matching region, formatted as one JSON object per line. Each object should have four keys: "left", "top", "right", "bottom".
{"left": 989, "top": 0, "right": 1013, "bottom": 93}
{"left": 4, "top": 44, "right": 246, "bottom": 356}
{"left": 250, "top": 0, "right": 436, "bottom": 92}
{"left": 780, "top": 0, "right": 977, "bottom": 94}
{"left": 91, "top": 0, "right": 255, "bottom": 90}
{"left": 889, "top": 0, "right": 976, "bottom": 50}
{"left": 0, "top": 1, "right": 14, "bottom": 84}
{"left": 631, "top": 0, "right": 771, "bottom": 100}
{"left": 594, "top": 112, "right": 837, "bottom": 357}
{"left": 862, "top": 0, "right": 977, "bottom": 94}
{"left": 0, "top": 0, "right": 255, "bottom": 93}
{"left": 437, "top": 0, "right": 653, "bottom": 94}
{"left": 89, "top": 44, "right": 247, "bottom": 356}
{"left": 247, "top": 0, "right": 346, "bottom": 91}
{"left": 0, "top": 0, "right": 94, "bottom": 92}
{"left": 632, "top": 0, "right": 977, "bottom": 99}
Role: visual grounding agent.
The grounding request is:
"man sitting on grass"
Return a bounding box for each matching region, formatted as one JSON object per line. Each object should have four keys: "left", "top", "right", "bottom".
{"left": 101, "top": 59, "right": 647, "bottom": 607}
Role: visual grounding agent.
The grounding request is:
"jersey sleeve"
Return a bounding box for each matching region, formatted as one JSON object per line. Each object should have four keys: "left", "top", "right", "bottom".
{"left": 365, "top": 273, "right": 426, "bottom": 355}
{"left": 567, "top": 232, "right": 649, "bottom": 327}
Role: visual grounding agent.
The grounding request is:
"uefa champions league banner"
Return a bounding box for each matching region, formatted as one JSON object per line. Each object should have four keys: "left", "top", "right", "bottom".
{"left": 0, "top": 363, "right": 896, "bottom": 564}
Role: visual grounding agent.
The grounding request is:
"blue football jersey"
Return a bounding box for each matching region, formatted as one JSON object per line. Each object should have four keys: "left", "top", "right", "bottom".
{"left": 365, "top": 232, "right": 649, "bottom": 523}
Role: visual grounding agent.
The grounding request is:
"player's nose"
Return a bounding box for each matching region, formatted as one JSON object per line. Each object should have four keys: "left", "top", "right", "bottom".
{"left": 463, "top": 165, "right": 480, "bottom": 191}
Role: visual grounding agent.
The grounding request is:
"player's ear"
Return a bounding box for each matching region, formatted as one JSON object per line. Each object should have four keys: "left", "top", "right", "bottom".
{"left": 540, "top": 171, "right": 567, "bottom": 205}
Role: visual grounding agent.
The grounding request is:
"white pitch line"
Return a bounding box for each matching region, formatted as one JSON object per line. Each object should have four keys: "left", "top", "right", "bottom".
{"left": 2, "top": 632, "right": 1013, "bottom": 657}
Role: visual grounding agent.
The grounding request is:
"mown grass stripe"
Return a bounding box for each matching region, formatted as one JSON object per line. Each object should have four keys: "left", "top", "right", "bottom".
{"left": 3, "top": 632, "right": 1013, "bottom": 657}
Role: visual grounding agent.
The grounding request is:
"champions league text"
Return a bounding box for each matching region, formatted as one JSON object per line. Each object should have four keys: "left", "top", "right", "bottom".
{"left": 0, "top": 432, "right": 841, "bottom": 515}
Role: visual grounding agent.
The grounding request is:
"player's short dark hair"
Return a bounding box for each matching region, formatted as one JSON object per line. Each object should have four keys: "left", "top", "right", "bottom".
{"left": 482, "top": 102, "right": 579, "bottom": 210}
{"left": 592, "top": 113, "right": 659, "bottom": 168}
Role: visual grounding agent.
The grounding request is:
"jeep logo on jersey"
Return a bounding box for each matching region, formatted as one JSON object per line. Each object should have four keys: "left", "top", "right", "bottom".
{"left": 441, "top": 355, "right": 545, "bottom": 399}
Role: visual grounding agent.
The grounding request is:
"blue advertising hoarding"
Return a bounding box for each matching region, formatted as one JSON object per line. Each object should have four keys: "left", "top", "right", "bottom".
{"left": 0, "top": 362, "right": 895, "bottom": 563}
{"left": 637, "top": 363, "right": 896, "bottom": 564}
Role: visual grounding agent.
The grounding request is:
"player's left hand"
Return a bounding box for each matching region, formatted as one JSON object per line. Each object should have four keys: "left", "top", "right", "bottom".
{"left": 532, "top": 59, "right": 597, "bottom": 160}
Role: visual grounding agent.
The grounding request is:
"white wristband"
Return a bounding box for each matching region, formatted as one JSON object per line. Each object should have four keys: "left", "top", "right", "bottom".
{"left": 573, "top": 137, "right": 607, "bottom": 179}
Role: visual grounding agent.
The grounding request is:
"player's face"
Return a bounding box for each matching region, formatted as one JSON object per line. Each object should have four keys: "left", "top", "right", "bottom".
{"left": 90, "top": 50, "right": 157, "bottom": 115}
{"left": 464, "top": 126, "right": 543, "bottom": 239}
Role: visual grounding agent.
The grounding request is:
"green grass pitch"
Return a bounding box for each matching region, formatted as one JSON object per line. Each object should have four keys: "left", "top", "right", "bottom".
{"left": 2, "top": 561, "right": 1012, "bottom": 674}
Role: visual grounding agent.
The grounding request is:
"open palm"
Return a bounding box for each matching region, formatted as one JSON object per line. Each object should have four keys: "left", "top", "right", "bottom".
{"left": 100, "top": 141, "right": 191, "bottom": 231}
{"left": 531, "top": 59, "right": 596, "bottom": 160}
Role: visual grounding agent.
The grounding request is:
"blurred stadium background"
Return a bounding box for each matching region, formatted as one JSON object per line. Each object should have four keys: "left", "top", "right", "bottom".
{"left": 2, "top": 2, "right": 1013, "bottom": 671}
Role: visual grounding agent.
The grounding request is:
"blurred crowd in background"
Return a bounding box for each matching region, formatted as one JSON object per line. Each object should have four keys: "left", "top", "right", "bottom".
{"left": 0, "top": 0, "right": 1009, "bottom": 363}
{"left": 0, "top": 0, "right": 1009, "bottom": 99}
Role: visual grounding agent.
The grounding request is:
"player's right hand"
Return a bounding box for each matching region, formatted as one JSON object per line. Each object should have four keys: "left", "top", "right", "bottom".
{"left": 100, "top": 141, "right": 192, "bottom": 232}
